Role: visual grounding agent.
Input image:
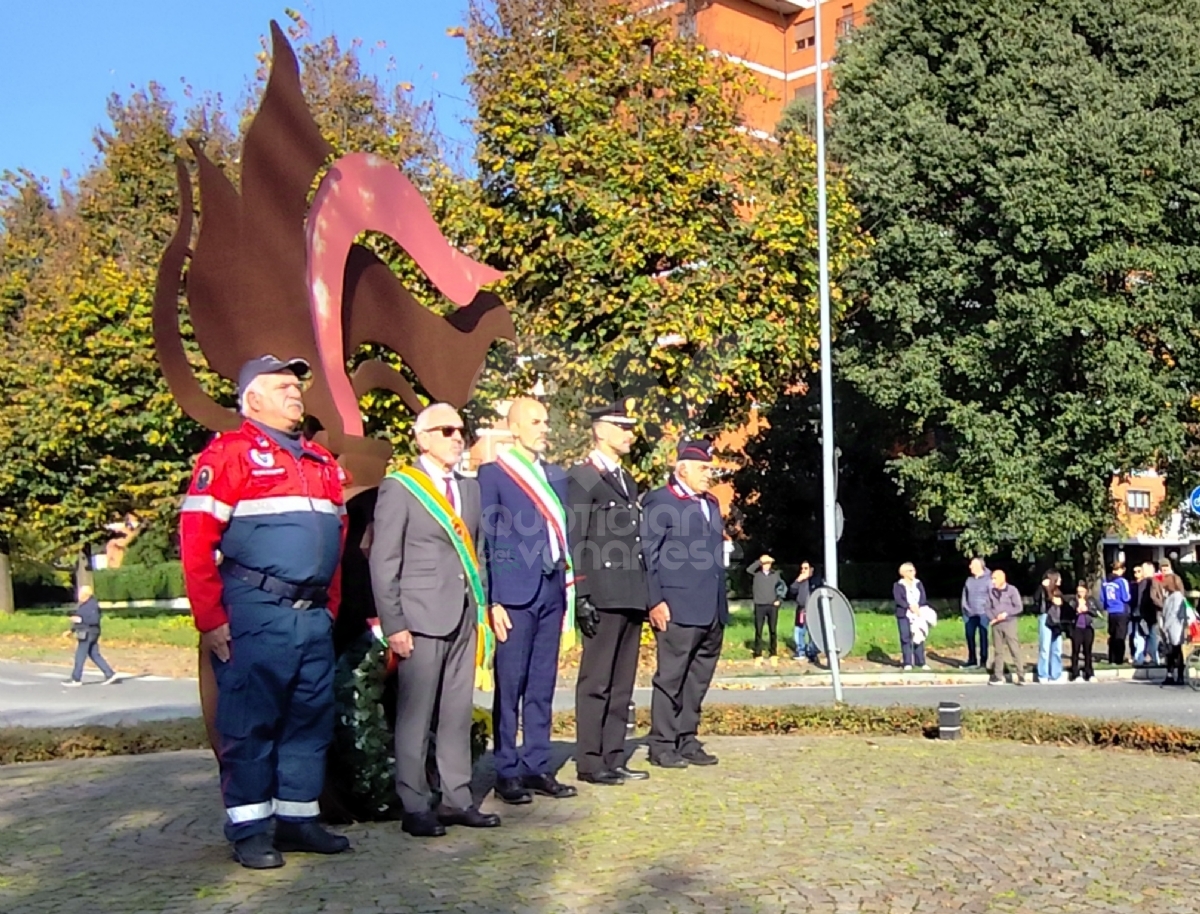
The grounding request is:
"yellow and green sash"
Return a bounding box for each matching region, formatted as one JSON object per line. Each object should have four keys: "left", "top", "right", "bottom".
{"left": 387, "top": 467, "right": 493, "bottom": 691}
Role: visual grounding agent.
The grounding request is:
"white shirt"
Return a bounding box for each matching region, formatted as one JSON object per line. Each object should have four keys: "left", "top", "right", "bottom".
{"left": 531, "top": 457, "right": 562, "bottom": 562}
{"left": 675, "top": 477, "right": 711, "bottom": 523}
{"left": 420, "top": 456, "right": 461, "bottom": 515}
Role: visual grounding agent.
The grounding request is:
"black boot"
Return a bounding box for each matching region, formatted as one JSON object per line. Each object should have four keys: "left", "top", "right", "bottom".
{"left": 274, "top": 819, "right": 351, "bottom": 854}
{"left": 233, "top": 832, "right": 284, "bottom": 869}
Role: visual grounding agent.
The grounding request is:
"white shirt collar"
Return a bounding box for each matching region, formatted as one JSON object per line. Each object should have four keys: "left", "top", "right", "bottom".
{"left": 419, "top": 455, "right": 455, "bottom": 481}
{"left": 675, "top": 477, "right": 698, "bottom": 498}
{"left": 589, "top": 449, "right": 620, "bottom": 474}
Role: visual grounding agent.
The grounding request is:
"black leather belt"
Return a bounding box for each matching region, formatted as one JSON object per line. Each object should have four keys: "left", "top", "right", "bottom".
{"left": 223, "top": 560, "right": 329, "bottom": 609}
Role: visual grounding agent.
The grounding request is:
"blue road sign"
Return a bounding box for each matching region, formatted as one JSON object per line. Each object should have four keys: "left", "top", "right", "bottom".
{"left": 1190, "top": 486, "right": 1200, "bottom": 515}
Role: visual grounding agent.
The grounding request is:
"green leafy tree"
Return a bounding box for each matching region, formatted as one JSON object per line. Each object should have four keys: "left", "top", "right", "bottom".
{"left": 831, "top": 0, "right": 1200, "bottom": 571}
{"left": 0, "top": 18, "right": 446, "bottom": 571}
{"left": 466, "top": 0, "right": 866, "bottom": 479}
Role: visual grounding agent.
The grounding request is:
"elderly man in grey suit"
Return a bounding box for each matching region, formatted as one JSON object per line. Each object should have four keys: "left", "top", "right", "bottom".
{"left": 369, "top": 403, "right": 500, "bottom": 838}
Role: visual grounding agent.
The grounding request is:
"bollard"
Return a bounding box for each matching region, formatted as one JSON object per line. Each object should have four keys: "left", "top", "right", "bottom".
{"left": 627, "top": 701, "right": 637, "bottom": 738}
{"left": 937, "top": 701, "right": 962, "bottom": 740}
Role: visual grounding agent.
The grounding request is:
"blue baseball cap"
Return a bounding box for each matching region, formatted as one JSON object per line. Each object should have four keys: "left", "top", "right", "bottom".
{"left": 237, "top": 355, "right": 310, "bottom": 399}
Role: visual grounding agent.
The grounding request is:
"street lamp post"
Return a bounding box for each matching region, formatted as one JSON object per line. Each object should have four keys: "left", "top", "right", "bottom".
{"left": 812, "top": 0, "right": 843, "bottom": 701}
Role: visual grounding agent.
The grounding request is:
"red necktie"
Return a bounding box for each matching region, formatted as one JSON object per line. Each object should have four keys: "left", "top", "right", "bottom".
{"left": 444, "top": 476, "right": 456, "bottom": 513}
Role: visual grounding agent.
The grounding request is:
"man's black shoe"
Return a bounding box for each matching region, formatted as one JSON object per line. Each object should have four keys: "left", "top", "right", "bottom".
{"left": 521, "top": 773, "right": 578, "bottom": 798}
{"left": 436, "top": 806, "right": 502, "bottom": 828}
{"left": 613, "top": 766, "right": 650, "bottom": 781}
{"left": 681, "top": 748, "right": 719, "bottom": 766}
{"left": 648, "top": 753, "right": 688, "bottom": 769}
{"left": 273, "top": 819, "right": 351, "bottom": 854}
{"left": 494, "top": 776, "right": 534, "bottom": 805}
{"left": 401, "top": 811, "right": 447, "bottom": 838}
{"left": 577, "top": 770, "right": 624, "bottom": 786}
{"left": 233, "top": 833, "right": 284, "bottom": 869}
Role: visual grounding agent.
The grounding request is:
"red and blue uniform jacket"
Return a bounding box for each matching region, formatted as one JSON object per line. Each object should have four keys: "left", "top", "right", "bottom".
{"left": 180, "top": 421, "right": 348, "bottom": 633}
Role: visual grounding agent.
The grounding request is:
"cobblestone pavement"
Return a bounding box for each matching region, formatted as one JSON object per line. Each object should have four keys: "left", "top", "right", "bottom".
{"left": 3, "top": 736, "right": 1199, "bottom": 914}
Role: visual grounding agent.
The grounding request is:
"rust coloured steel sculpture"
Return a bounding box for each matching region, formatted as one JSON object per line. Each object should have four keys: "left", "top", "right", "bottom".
{"left": 154, "top": 22, "right": 514, "bottom": 762}
{"left": 154, "top": 21, "right": 513, "bottom": 491}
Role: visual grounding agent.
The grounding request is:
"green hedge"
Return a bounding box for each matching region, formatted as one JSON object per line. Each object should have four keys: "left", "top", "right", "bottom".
{"left": 93, "top": 561, "right": 185, "bottom": 602}
{"left": 11, "top": 704, "right": 1198, "bottom": 767}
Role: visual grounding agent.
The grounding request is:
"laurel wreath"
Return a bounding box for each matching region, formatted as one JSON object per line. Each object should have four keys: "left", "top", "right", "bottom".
{"left": 331, "top": 631, "right": 493, "bottom": 821}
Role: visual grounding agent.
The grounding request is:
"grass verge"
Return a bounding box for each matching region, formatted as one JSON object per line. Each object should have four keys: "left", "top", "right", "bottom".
{"left": 6, "top": 704, "right": 1200, "bottom": 766}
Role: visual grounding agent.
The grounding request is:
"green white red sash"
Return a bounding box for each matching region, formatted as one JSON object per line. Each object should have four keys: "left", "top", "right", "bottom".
{"left": 495, "top": 447, "right": 576, "bottom": 646}
{"left": 387, "top": 466, "right": 494, "bottom": 690}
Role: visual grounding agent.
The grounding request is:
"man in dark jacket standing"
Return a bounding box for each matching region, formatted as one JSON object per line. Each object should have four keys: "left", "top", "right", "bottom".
{"left": 747, "top": 555, "right": 785, "bottom": 664}
{"left": 570, "top": 399, "right": 650, "bottom": 786}
{"left": 641, "top": 439, "right": 728, "bottom": 769}
{"left": 961, "top": 557, "right": 991, "bottom": 669}
{"left": 986, "top": 569, "right": 1025, "bottom": 686}
{"left": 1136, "top": 561, "right": 1161, "bottom": 665}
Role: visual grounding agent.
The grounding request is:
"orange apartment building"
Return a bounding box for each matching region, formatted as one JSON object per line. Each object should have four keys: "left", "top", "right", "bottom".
{"left": 1106, "top": 471, "right": 1200, "bottom": 567}
{"left": 639, "top": 0, "right": 871, "bottom": 133}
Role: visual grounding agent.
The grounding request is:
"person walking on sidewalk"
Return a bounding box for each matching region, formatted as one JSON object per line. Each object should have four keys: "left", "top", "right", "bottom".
{"left": 987, "top": 569, "right": 1025, "bottom": 685}
{"left": 960, "top": 557, "right": 990, "bottom": 669}
{"left": 1101, "top": 562, "right": 1131, "bottom": 665}
{"left": 1065, "top": 582, "right": 1101, "bottom": 682}
{"left": 893, "top": 563, "right": 930, "bottom": 671}
{"left": 64, "top": 585, "right": 122, "bottom": 687}
{"left": 1033, "top": 570, "right": 1066, "bottom": 683}
{"left": 747, "top": 554, "right": 785, "bottom": 666}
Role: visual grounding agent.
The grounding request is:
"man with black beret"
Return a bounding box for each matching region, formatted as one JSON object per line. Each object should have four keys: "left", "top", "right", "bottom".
{"left": 640, "top": 437, "right": 728, "bottom": 769}
{"left": 569, "top": 398, "right": 651, "bottom": 786}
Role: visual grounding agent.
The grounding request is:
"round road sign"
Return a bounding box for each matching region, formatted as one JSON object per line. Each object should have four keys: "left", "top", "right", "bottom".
{"left": 804, "top": 585, "right": 856, "bottom": 655}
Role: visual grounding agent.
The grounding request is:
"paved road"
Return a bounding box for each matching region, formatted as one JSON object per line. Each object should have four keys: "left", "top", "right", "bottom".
{"left": 4, "top": 735, "right": 1199, "bottom": 913}
{"left": 8, "top": 658, "right": 1200, "bottom": 730}
{"left": 0, "top": 660, "right": 200, "bottom": 727}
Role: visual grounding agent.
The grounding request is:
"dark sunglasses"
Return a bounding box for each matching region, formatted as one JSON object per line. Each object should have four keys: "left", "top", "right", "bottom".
{"left": 425, "top": 425, "right": 465, "bottom": 438}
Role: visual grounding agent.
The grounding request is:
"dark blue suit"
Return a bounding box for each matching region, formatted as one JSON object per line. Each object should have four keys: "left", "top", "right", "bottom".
{"left": 640, "top": 478, "right": 727, "bottom": 761}
{"left": 478, "top": 459, "right": 570, "bottom": 779}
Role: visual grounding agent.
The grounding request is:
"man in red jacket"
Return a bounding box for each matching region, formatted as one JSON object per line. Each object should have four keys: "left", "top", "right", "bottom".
{"left": 180, "top": 356, "right": 350, "bottom": 869}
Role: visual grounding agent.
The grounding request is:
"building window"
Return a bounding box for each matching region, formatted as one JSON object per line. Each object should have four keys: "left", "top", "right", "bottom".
{"left": 837, "top": 4, "right": 856, "bottom": 38}
{"left": 1127, "top": 490, "right": 1152, "bottom": 513}
{"left": 794, "top": 19, "right": 815, "bottom": 51}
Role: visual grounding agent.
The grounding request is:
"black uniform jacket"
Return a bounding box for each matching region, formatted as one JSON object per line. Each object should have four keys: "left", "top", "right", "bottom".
{"left": 568, "top": 458, "right": 649, "bottom": 612}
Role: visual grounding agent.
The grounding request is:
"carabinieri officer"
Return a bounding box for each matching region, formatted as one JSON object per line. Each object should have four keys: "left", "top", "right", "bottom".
{"left": 569, "top": 398, "right": 650, "bottom": 785}
{"left": 180, "top": 355, "right": 350, "bottom": 869}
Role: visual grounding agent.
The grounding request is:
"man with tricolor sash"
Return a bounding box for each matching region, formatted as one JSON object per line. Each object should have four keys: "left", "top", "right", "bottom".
{"left": 479, "top": 397, "right": 579, "bottom": 805}
{"left": 369, "top": 403, "right": 501, "bottom": 838}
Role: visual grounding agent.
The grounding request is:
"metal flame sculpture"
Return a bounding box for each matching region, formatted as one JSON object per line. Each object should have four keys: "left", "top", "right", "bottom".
{"left": 154, "top": 21, "right": 513, "bottom": 490}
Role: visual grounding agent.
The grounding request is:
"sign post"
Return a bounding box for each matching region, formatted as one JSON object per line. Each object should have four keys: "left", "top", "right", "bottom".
{"left": 806, "top": 586, "right": 856, "bottom": 702}
{"left": 821, "top": 591, "right": 843, "bottom": 701}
